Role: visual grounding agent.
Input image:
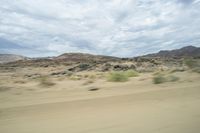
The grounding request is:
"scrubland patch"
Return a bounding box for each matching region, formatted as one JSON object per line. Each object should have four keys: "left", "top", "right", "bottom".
{"left": 69, "top": 75, "right": 82, "bottom": 80}
{"left": 124, "top": 70, "right": 139, "bottom": 77}
{"left": 184, "top": 58, "right": 198, "bottom": 68}
{"left": 107, "top": 70, "right": 139, "bottom": 82}
{"left": 107, "top": 70, "right": 138, "bottom": 82}
{"left": 153, "top": 73, "right": 180, "bottom": 84}
{"left": 38, "top": 76, "right": 56, "bottom": 87}
{"left": 153, "top": 74, "right": 166, "bottom": 84}
{"left": 184, "top": 58, "right": 200, "bottom": 73}
{"left": 167, "top": 75, "right": 180, "bottom": 82}
{"left": 107, "top": 71, "right": 129, "bottom": 82}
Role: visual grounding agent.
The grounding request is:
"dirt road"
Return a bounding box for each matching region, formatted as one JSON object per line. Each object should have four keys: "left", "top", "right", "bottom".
{"left": 1, "top": 83, "right": 200, "bottom": 133}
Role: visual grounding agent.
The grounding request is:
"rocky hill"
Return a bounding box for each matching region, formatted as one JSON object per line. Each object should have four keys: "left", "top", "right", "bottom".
{"left": 144, "top": 46, "right": 200, "bottom": 58}
{"left": 0, "top": 54, "right": 26, "bottom": 63}
{"left": 55, "top": 53, "right": 120, "bottom": 62}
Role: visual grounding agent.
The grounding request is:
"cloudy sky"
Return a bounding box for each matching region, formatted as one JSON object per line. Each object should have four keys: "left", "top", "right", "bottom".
{"left": 0, "top": 0, "right": 200, "bottom": 57}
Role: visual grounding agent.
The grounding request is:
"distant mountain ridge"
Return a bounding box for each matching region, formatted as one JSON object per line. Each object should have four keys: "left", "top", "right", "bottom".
{"left": 144, "top": 46, "right": 200, "bottom": 58}
{"left": 0, "top": 45, "right": 199, "bottom": 64}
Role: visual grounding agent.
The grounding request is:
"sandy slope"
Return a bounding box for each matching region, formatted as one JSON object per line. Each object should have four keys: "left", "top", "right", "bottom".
{"left": 0, "top": 72, "right": 200, "bottom": 133}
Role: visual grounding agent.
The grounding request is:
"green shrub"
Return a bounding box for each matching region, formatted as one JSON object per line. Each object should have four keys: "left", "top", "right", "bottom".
{"left": 153, "top": 75, "right": 166, "bottom": 84}
{"left": 78, "top": 63, "right": 90, "bottom": 71}
{"left": 107, "top": 71, "right": 129, "bottom": 82}
{"left": 124, "top": 70, "right": 139, "bottom": 77}
{"left": 153, "top": 74, "right": 180, "bottom": 84}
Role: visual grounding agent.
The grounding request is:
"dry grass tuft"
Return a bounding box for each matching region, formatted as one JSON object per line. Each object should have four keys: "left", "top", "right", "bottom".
{"left": 39, "top": 76, "right": 55, "bottom": 87}
{"left": 153, "top": 73, "right": 179, "bottom": 84}
{"left": 107, "top": 71, "right": 129, "bottom": 82}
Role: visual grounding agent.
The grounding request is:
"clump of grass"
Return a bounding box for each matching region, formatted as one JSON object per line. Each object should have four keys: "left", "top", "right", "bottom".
{"left": 153, "top": 74, "right": 179, "bottom": 84}
{"left": 39, "top": 76, "right": 55, "bottom": 87}
{"left": 153, "top": 75, "right": 166, "bottom": 84}
{"left": 124, "top": 70, "right": 139, "bottom": 77}
{"left": 107, "top": 70, "right": 139, "bottom": 82}
{"left": 184, "top": 58, "right": 200, "bottom": 73}
{"left": 107, "top": 71, "right": 129, "bottom": 82}
{"left": 69, "top": 75, "right": 82, "bottom": 80}
{"left": 167, "top": 75, "right": 179, "bottom": 82}
{"left": 184, "top": 59, "right": 198, "bottom": 68}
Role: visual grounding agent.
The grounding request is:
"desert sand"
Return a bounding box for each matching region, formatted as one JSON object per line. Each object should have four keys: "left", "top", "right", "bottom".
{"left": 0, "top": 70, "right": 200, "bottom": 133}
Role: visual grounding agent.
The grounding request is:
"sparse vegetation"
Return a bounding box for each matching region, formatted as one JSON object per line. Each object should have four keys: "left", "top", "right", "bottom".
{"left": 153, "top": 75, "right": 166, "bottom": 84}
{"left": 184, "top": 58, "right": 198, "bottom": 68}
{"left": 107, "top": 70, "right": 139, "bottom": 82}
{"left": 184, "top": 58, "right": 200, "bottom": 73}
{"left": 78, "top": 63, "right": 91, "bottom": 71}
{"left": 69, "top": 75, "right": 82, "bottom": 80}
{"left": 39, "top": 76, "right": 55, "bottom": 87}
{"left": 153, "top": 74, "right": 179, "bottom": 84}
{"left": 167, "top": 75, "right": 179, "bottom": 82}
{"left": 107, "top": 71, "right": 128, "bottom": 82}
{"left": 124, "top": 70, "right": 139, "bottom": 77}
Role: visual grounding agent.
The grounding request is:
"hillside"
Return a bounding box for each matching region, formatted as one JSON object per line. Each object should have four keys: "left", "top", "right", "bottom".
{"left": 144, "top": 46, "right": 200, "bottom": 58}
{"left": 55, "top": 53, "right": 120, "bottom": 62}
{"left": 0, "top": 54, "right": 26, "bottom": 63}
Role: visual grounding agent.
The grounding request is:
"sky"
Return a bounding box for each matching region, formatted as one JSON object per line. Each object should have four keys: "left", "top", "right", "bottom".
{"left": 0, "top": 0, "right": 200, "bottom": 57}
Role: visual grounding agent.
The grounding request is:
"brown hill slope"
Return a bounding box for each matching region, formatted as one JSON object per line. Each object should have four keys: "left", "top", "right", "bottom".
{"left": 55, "top": 53, "right": 120, "bottom": 62}
{"left": 0, "top": 54, "right": 26, "bottom": 63}
{"left": 144, "top": 46, "right": 200, "bottom": 58}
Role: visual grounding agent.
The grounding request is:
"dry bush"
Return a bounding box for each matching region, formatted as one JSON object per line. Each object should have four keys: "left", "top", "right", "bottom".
{"left": 167, "top": 75, "right": 179, "bottom": 82}
{"left": 39, "top": 76, "right": 55, "bottom": 87}
{"left": 124, "top": 70, "right": 139, "bottom": 77}
{"left": 184, "top": 59, "right": 198, "bottom": 68}
{"left": 153, "top": 74, "right": 179, "bottom": 84}
{"left": 107, "top": 71, "right": 129, "bottom": 82}
{"left": 69, "top": 75, "right": 82, "bottom": 80}
{"left": 153, "top": 75, "right": 166, "bottom": 84}
{"left": 184, "top": 59, "right": 200, "bottom": 73}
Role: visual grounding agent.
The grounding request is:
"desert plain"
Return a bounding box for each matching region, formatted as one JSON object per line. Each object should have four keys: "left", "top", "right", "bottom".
{"left": 0, "top": 56, "right": 200, "bottom": 133}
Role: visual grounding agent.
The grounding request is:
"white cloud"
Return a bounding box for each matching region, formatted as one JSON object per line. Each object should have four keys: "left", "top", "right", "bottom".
{"left": 0, "top": 0, "right": 200, "bottom": 57}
